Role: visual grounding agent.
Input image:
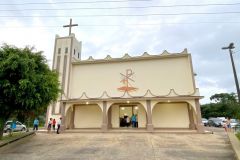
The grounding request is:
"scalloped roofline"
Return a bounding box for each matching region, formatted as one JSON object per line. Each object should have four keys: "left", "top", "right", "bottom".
{"left": 72, "top": 48, "right": 189, "bottom": 64}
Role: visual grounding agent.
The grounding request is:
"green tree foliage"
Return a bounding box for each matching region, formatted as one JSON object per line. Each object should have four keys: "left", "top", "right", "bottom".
{"left": 210, "top": 93, "right": 237, "bottom": 104}
{"left": 201, "top": 93, "right": 240, "bottom": 119}
{"left": 0, "top": 44, "right": 60, "bottom": 139}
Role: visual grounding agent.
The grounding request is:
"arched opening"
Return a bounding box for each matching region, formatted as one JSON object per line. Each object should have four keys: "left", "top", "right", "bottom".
{"left": 152, "top": 102, "right": 191, "bottom": 128}
{"left": 65, "top": 106, "right": 73, "bottom": 129}
{"left": 73, "top": 103, "right": 102, "bottom": 128}
{"left": 108, "top": 102, "right": 147, "bottom": 129}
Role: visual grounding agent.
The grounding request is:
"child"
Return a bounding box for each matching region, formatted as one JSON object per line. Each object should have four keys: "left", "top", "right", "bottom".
{"left": 52, "top": 119, "right": 56, "bottom": 131}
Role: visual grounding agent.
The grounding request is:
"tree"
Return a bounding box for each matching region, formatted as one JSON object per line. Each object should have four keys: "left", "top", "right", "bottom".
{"left": 0, "top": 44, "right": 60, "bottom": 139}
{"left": 210, "top": 93, "right": 237, "bottom": 104}
{"left": 201, "top": 93, "right": 240, "bottom": 119}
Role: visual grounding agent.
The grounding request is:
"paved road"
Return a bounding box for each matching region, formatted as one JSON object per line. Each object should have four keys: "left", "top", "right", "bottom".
{"left": 0, "top": 128, "right": 236, "bottom": 160}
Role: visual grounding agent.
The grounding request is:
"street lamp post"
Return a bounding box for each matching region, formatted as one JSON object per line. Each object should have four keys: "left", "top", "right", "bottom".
{"left": 222, "top": 43, "right": 240, "bottom": 102}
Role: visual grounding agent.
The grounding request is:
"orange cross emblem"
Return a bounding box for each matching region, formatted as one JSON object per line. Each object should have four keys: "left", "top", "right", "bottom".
{"left": 118, "top": 69, "right": 138, "bottom": 92}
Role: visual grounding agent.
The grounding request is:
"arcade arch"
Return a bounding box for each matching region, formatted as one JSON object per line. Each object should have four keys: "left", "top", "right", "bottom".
{"left": 65, "top": 103, "right": 102, "bottom": 129}
{"left": 152, "top": 101, "right": 196, "bottom": 129}
{"left": 107, "top": 102, "right": 147, "bottom": 128}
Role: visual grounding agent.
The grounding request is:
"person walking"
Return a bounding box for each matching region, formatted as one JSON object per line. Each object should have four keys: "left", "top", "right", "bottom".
{"left": 47, "top": 118, "right": 52, "bottom": 133}
{"left": 57, "top": 117, "right": 62, "bottom": 134}
{"left": 33, "top": 118, "right": 39, "bottom": 131}
{"left": 10, "top": 120, "right": 16, "bottom": 136}
{"left": 52, "top": 119, "right": 56, "bottom": 131}
{"left": 226, "top": 117, "right": 231, "bottom": 132}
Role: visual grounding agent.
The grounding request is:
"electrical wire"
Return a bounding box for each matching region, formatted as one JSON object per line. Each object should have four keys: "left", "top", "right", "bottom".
{"left": 0, "top": 0, "right": 152, "bottom": 6}
{"left": 0, "top": 2, "right": 240, "bottom": 11}
{"left": 1, "top": 21, "right": 240, "bottom": 28}
{"left": 1, "top": 11, "right": 240, "bottom": 17}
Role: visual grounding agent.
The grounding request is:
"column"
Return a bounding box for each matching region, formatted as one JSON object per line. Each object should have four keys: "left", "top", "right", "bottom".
{"left": 101, "top": 101, "right": 108, "bottom": 132}
{"left": 60, "top": 102, "right": 66, "bottom": 130}
{"left": 146, "top": 100, "right": 154, "bottom": 132}
{"left": 187, "top": 104, "right": 196, "bottom": 129}
{"left": 195, "top": 99, "right": 204, "bottom": 133}
{"left": 69, "top": 106, "right": 75, "bottom": 129}
{"left": 108, "top": 107, "right": 112, "bottom": 128}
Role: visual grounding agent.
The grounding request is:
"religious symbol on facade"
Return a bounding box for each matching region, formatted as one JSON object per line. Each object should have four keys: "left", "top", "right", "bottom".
{"left": 63, "top": 18, "right": 78, "bottom": 36}
{"left": 118, "top": 69, "right": 138, "bottom": 92}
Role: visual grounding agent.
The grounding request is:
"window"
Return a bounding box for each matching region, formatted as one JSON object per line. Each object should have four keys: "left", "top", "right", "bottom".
{"left": 74, "top": 49, "right": 75, "bottom": 55}
{"left": 65, "top": 47, "right": 68, "bottom": 54}
{"left": 58, "top": 48, "right": 61, "bottom": 54}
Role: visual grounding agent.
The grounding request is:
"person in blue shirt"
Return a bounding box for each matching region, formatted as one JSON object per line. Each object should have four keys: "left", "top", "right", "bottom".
{"left": 11, "top": 121, "right": 16, "bottom": 130}
{"left": 33, "top": 118, "right": 39, "bottom": 131}
{"left": 131, "top": 114, "right": 136, "bottom": 128}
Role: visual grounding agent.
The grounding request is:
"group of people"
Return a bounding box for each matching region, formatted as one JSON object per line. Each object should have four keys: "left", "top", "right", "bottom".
{"left": 33, "top": 117, "right": 62, "bottom": 134}
{"left": 48, "top": 117, "right": 62, "bottom": 134}
{"left": 120, "top": 114, "right": 138, "bottom": 128}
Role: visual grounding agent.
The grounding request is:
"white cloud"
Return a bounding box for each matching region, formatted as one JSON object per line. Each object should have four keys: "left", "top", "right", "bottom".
{"left": 0, "top": 18, "right": 55, "bottom": 66}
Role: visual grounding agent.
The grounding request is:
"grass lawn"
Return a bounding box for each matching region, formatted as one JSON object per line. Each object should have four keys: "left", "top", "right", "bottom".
{"left": 236, "top": 132, "right": 240, "bottom": 140}
{"left": 0, "top": 132, "right": 29, "bottom": 143}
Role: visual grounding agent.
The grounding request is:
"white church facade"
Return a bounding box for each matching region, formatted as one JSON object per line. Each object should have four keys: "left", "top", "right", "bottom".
{"left": 46, "top": 32, "right": 204, "bottom": 133}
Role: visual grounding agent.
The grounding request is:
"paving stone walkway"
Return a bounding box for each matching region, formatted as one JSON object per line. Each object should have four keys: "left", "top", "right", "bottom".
{"left": 0, "top": 129, "right": 236, "bottom": 160}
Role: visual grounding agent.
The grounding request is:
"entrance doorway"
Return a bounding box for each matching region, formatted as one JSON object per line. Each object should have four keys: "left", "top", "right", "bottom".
{"left": 119, "top": 105, "right": 139, "bottom": 128}
{"left": 108, "top": 103, "right": 146, "bottom": 128}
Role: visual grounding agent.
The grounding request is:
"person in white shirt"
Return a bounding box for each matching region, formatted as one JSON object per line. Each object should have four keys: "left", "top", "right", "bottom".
{"left": 47, "top": 118, "right": 52, "bottom": 133}
{"left": 57, "top": 117, "right": 62, "bottom": 134}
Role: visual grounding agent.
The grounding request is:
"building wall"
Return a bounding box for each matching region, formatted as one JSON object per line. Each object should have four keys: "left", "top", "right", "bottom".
{"left": 74, "top": 104, "right": 102, "bottom": 128}
{"left": 137, "top": 104, "right": 147, "bottom": 128}
{"left": 152, "top": 103, "right": 189, "bottom": 128}
{"left": 111, "top": 105, "right": 119, "bottom": 128}
{"left": 70, "top": 55, "right": 194, "bottom": 99}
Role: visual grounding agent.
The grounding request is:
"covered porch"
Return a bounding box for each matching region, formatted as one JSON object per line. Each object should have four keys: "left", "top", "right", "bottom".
{"left": 60, "top": 96, "right": 204, "bottom": 133}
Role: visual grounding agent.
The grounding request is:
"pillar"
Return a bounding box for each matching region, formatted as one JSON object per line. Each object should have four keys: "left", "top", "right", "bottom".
{"left": 69, "top": 105, "right": 75, "bottom": 129}
{"left": 60, "top": 102, "right": 66, "bottom": 130}
{"left": 101, "top": 101, "right": 108, "bottom": 132}
{"left": 195, "top": 99, "right": 204, "bottom": 133}
{"left": 187, "top": 104, "right": 196, "bottom": 129}
{"left": 108, "top": 107, "right": 112, "bottom": 128}
{"left": 146, "top": 100, "right": 154, "bottom": 132}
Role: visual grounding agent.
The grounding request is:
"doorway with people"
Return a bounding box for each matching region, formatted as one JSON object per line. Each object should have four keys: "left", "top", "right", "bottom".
{"left": 119, "top": 105, "right": 139, "bottom": 128}
{"left": 108, "top": 103, "right": 147, "bottom": 129}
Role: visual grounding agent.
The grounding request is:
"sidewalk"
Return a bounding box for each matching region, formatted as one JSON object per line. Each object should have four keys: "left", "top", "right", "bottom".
{"left": 228, "top": 132, "right": 240, "bottom": 160}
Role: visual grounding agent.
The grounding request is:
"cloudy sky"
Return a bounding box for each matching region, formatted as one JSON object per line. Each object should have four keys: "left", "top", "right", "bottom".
{"left": 0, "top": 0, "right": 240, "bottom": 104}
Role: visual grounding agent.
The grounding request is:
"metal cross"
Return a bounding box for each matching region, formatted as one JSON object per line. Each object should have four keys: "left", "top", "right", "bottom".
{"left": 63, "top": 18, "right": 78, "bottom": 36}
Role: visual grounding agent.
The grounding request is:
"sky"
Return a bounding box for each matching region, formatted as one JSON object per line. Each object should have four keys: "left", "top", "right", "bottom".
{"left": 0, "top": 0, "right": 240, "bottom": 104}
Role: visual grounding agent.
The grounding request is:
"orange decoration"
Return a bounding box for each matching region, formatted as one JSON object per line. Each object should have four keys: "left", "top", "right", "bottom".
{"left": 118, "top": 69, "right": 138, "bottom": 92}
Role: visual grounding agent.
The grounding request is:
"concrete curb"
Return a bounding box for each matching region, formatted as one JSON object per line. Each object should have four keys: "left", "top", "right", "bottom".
{"left": 0, "top": 132, "right": 35, "bottom": 150}
{"left": 37, "top": 129, "right": 210, "bottom": 134}
{"left": 227, "top": 132, "right": 240, "bottom": 160}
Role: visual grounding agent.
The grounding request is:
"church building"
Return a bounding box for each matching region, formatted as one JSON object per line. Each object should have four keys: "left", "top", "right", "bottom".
{"left": 46, "top": 20, "right": 204, "bottom": 133}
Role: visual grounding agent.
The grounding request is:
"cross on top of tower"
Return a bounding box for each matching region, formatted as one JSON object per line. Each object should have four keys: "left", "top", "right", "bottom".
{"left": 63, "top": 18, "right": 78, "bottom": 36}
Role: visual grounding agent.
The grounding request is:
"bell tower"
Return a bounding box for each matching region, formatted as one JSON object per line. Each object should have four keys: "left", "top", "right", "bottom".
{"left": 49, "top": 19, "right": 82, "bottom": 115}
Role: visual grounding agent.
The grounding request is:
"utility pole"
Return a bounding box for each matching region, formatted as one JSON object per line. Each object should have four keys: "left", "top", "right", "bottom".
{"left": 222, "top": 43, "right": 240, "bottom": 103}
